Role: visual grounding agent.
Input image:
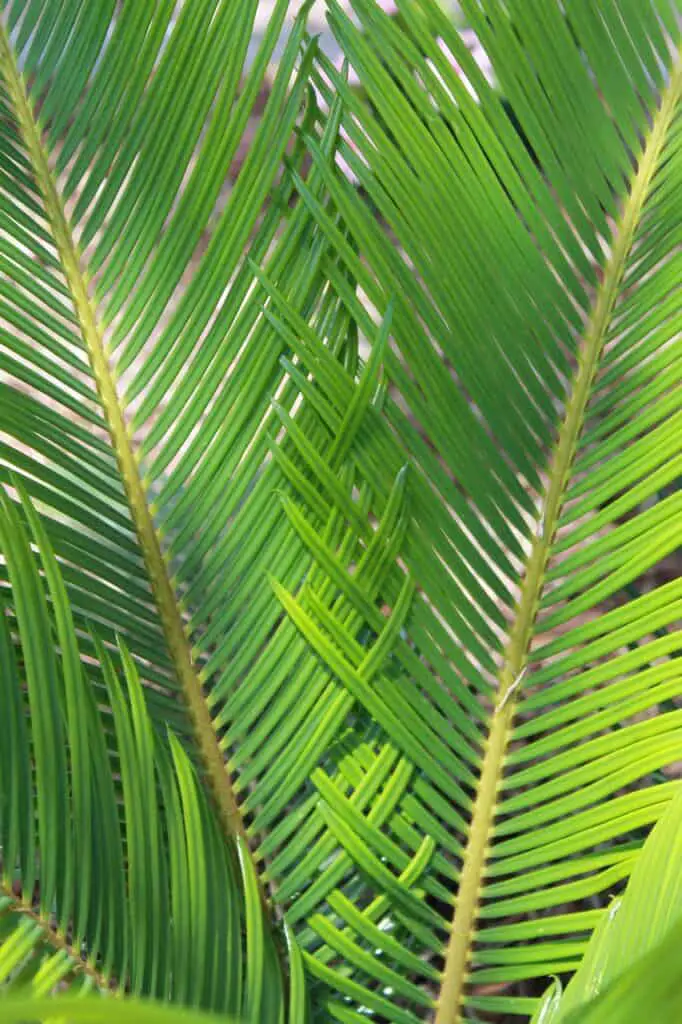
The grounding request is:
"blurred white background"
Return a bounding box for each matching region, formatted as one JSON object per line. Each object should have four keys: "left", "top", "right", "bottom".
{"left": 251, "top": 1, "right": 463, "bottom": 64}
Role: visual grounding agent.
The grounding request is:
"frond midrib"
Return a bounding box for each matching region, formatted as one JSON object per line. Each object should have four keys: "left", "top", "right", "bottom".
{"left": 435, "top": 51, "right": 682, "bottom": 1024}
{"left": 1, "top": 885, "right": 108, "bottom": 989}
{"left": 0, "top": 24, "right": 255, "bottom": 888}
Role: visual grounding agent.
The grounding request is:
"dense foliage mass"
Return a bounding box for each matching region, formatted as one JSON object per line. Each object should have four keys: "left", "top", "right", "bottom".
{"left": 0, "top": 2, "right": 680, "bottom": 1022}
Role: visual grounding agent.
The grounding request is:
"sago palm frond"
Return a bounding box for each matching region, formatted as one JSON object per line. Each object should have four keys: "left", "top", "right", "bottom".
{"left": 0, "top": 0, "right": 329, "bottom": 1012}
{"left": 0, "top": 0, "right": 318, "bottom": 789}
{"left": 0, "top": 0, "right": 427, "bottom": 1016}
{"left": 254, "top": 0, "right": 682, "bottom": 1020}
{"left": 0, "top": 2, "right": 681, "bottom": 1024}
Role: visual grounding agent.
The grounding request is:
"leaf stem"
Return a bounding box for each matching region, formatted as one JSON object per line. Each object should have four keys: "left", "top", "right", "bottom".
{"left": 2, "top": 887, "right": 109, "bottom": 989}
{"left": 436, "top": 52, "right": 682, "bottom": 1024}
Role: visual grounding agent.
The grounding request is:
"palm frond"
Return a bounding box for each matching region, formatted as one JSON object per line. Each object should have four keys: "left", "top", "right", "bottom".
{"left": 253, "top": 1, "right": 682, "bottom": 1019}
{"left": 0, "top": 1, "right": 414, "bottom": 1011}
{"left": 0, "top": 0, "right": 323, "bottom": 849}
{"left": 0, "top": 0, "right": 404, "bottom": 1011}
{"left": 1, "top": 1, "right": 681, "bottom": 1022}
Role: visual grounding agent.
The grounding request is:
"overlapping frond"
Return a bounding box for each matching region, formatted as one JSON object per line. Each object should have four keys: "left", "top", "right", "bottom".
{"left": 0, "top": 1, "right": 449, "bottom": 1012}
{"left": 257, "top": 1, "right": 682, "bottom": 1020}
{"left": 0, "top": 0, "right": 351, "bottom": 1004}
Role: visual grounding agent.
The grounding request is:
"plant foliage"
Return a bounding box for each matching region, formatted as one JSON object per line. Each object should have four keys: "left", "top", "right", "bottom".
{"left": 0, "top": 1, "right": 680, "bottom": 1022}
{"left": 532, "top": 791, "right": 682, "bottom": 1024}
